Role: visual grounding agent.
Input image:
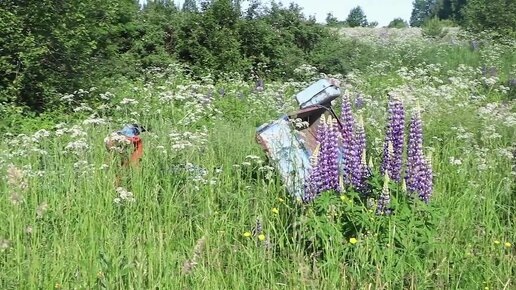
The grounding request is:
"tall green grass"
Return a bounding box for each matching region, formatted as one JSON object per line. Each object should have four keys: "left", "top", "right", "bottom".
{"left": 1, "top": 32, "right": 515, "bottom": 289}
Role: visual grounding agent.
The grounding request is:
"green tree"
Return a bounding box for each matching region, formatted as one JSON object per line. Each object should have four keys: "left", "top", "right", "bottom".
{"left": 436, "top": 0, "right": 467, "bottom": 23}
{"left": 346, "top": 6, "right": 368, "bottom": 27}
{"left": 245, "top": 0, "right": 263, "bottom": 19}
{"left": 410, "top": 0, "right": 437, "bottom": 26}
{"left": 0, "top": 0, "right": 140, "bottom": 111}
{"left": 463, "top": 0, "right": 516, "bottom": 37}
{"left": 182, "top": 0, "right": 198, "bottom": 12}
{"left": 133, "top": 0, "right": 179, "bottom": 68}
{"left": 388, "top": 18, "right": 409, "bottom": 28}
{"left": 326, "top": 12, "right": 339, "bottom": 26}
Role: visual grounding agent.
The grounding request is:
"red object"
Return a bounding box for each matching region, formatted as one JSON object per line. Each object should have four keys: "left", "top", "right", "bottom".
{"left": 126, "top": 136, "right": 143, "bottom": 166}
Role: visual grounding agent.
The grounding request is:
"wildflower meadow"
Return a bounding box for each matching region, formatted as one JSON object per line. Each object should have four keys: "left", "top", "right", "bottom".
{"left": 1, "top": 28, "right": 516, "bottom": 289}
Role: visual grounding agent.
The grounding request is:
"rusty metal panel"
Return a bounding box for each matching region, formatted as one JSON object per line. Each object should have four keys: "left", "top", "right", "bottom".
{"left": 256, "top": 115, "right": 311, "bottom": 198}
{"left": 256, "top": 79, "right": 342, "bottom": 198}
{"left": 256, "top": 105, "right": 339, "bottom": 198}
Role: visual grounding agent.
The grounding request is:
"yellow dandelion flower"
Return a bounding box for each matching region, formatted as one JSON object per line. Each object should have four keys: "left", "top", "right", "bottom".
{"left": 55, "top": 283, "right": 62, "bottom": 289}
{"left": 340, "top": 195, "right": 348, "bottom": 202}
{"left": 243, "top": 232, "right": 252, "bottom": 238}
{"left": 349, "top": 237, "right": 358, "bottom": 245}
{"left": 504, "top": 242, "right": 512, "bottom": 248}
{"left": 272, "top": 208, "right": 279, "bottom": 215}
{"left": 494, "top": 240, "right": 501, "bottom": 245}
{"left": 258, "top": 234, "right": 266, "bottom": 241}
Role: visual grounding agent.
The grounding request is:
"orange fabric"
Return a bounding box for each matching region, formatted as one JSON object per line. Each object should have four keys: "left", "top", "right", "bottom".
{"left": 127, "top": 136, "right": 143, "bottom": 166}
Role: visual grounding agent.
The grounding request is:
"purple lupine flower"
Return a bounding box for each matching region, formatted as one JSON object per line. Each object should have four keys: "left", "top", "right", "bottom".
{"left": 322, "top": 116, "right": 340, "bottom": 192}
{"left": 381, "top": 95, "right": 405, "bottom": 182}
{"left": 405, "top": 108, "right": 433, "bottom": 203}
{"left": 420, "top": 155, "right": 433, "bottom": 203}
{"left": 354, "top": 93, "right": 365, "bottom": 109}
{"left": 350, "top": 117, "right": 367, "bottom": 192}
{"left": 303, "top": 116, "right": 328, "bottom": 203}
{"left": 303, "top": 115, "right": 341, "bottom": 203}
{"left": 376, "top": 173, "right": 392, "bottom": 215}
{"left": 340, "top": 93, "right": 355, "bottom": 185}
{"left": 382, "top": 141, "right": 394, "bottom": 179}
{"left": 358, "top": 148, "right": 372, "bottom": 196}
{"left": 303, "top": 164, "right": 322, "bottom": 203}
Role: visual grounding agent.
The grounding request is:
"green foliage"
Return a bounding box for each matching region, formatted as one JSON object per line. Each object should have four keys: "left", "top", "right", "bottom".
{"left": 0, "top": 39, "right": 515, "bottom": 287}
{"left": 436, "top": 0, "right": 467, "bottom": 22}
{"left": 182, "top": 0, "right": 198, "bottom": 12}
{"left": 422, "top": 17, "right": 449, "bottom": 39}
{"left": 463, "top": 0, "right": 516, "bottom": 38}
{"left": 410, "top": 0, "right": 438, "bottom": 27}
{"left": 346, "top": 6, "right": 368, "bottom": 28}
{"left": 325, "top": 12, "right": 339, "bottom": 26}
{"left": 0, "top": 0, "right": 140, "bottom": 111}
{"left": 309, "top": 36, "right": 371, "bottom": 76}
{"left": 367, "top": 21, "right": 379, "bottom": 28}
{"left": 388, "top": 18, "right": 409, "bottom": 28}
{"left": 410, "top": 0, "right": 464, "bottom": 26}
{"left": 297, "top": 180, "right": 437, "bottom": 271}
{"left": 0, "top": 0, "right": 337, "bottom": 113}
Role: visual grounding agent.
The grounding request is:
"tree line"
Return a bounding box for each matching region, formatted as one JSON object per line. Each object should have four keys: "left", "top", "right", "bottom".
{"left": 1, "top": 0, "right": 354, "bottom": 112}
{"left": 410, "top": 0, "right": 516, "bottom": 34}
{"left": 0, "top": 0, "right": 514, "bottom": 113}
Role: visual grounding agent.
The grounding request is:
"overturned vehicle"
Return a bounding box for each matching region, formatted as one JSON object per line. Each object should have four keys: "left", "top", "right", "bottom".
{"left": 255, "top": 79, "right": 342, "bottom": 199}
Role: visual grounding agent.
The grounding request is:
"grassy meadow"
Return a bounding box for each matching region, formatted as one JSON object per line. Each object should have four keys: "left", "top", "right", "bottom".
{"left": 1, "top": 30, "right": 515, "bottom": 289}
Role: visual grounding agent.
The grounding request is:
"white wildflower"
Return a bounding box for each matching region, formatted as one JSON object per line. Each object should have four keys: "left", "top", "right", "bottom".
{"left": 65, "top": 139, "right": 89, "bottom": 151}
{"left": 82, "top": 117, "right": 107, "bottom": 125}
{"left": 73, "top": 103, "right": 94, "bottom": 112}
{"left": 120, "top": 98, "right": 139, "bottom": 105}
{"left": 114, "top": 187, "right": 136, "bottom": 204}
{"left": 449, "top": 157, "right": 462, "bottom": 165}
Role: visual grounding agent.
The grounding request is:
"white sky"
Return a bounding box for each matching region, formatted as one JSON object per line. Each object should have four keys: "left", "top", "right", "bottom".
{"left": 167, "top": 0, "right": 414, "bottom": 27}
{"left": 282, "top": 0, "right": 414, "bottom": 26}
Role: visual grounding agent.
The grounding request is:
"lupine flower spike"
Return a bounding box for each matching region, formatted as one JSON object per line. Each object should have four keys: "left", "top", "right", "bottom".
{"left": 340, "top": 93, "right": 355, "bottom": 185}
{"left": 303, "top": 115, "right": 341, "bottom": 203}
{"left": 351, "top": 116, "right": 371, "bottom": 195}
{"left": 381, "top": 95, "right": 405, "bottom": 182}
{"left": 376, "top": 172, "right": 392, "bottom": 215}
{"left": 405, "top": 106, "right": 433, "bottom": 203}
{"left": 321, "top": 115, "right": 341, "bottom": 192}
{"left": 303, "top": 115, "right": 327, "bottom": 203}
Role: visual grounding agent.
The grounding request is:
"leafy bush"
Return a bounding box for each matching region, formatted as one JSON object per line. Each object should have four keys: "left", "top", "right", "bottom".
{"left": 463, "top": 0, "right": 516, "bottom": 38}
{"left": 388, "top": 18, "right": 409, "bottom": 28}
{"left": 421, "top": 18, "right": 448, "bottom": 39}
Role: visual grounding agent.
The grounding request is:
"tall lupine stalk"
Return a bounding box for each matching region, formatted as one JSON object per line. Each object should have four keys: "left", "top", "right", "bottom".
{"left": 303, "top": 116, "right": 326, "bottom": 203}
{"left": 405, "top": 108, "right": 433, "bottom": 203}
{"left": 376, "top": 172, "right": 392, "bottom": 215}
{"left": 381, "top": 95, "right": 405, "bottom": 182}
{"left": 340, "top": 93, "right": 355, "bottom": 185}
{"left": 351, "top": 116, "right": 370, "bottom": 195}
{"left": 323, "top": 116, "right": 341, "bottom": 192}
{"left": 303, "top": 115, "right": 340, "bottom": 203}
